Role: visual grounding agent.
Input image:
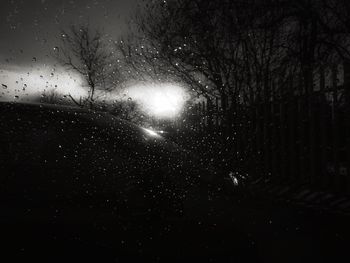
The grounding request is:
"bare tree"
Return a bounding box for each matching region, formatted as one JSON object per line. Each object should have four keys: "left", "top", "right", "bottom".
{"left": 55, "top": 24, "right": 116, "bottom": 108}
{"left": 115, "top": 0, "right": 350, "bottom": 137}
{"left": 119, "top": 0, "right": 254, "bottom": 130}
{"left": 111, "top": 98, "right": 146, "bottom": 124}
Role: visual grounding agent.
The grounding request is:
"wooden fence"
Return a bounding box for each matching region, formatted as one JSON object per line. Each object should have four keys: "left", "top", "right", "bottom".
{"left": 172, "top": 65, "right": 350, "bottom": 195}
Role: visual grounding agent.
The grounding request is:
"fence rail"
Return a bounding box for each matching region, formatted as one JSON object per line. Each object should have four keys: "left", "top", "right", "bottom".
{"left": 172, "top": 65, "right": 350, "bottom": 195}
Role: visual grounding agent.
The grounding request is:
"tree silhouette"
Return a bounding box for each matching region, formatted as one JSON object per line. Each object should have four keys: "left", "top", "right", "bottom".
{"left": 55, "top": 24, "right": 117, "bottom": 108}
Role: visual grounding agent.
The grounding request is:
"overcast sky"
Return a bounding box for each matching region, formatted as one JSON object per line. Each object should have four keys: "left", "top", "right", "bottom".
{"left": 0, "top": 0, "right": 139, "bottom": 66}
{"left": 0, "top": 0, "right": 140, "bottom": 101}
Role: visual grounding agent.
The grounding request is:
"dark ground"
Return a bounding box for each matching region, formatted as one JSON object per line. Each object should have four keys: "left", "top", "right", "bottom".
{"left": 1, "top": 125, "right": 349, "bottom": 262}
{"left": 147, "top": 129, "right": 350, "bottom": 263}
{"left": 1, "top": 190, "right": 349, "bottom": 263}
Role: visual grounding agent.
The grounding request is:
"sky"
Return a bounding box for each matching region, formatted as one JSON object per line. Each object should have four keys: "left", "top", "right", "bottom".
{"left": 0, "top": 0, "right": 188, "bottom": 118}
{"left": 0, "top": 0, "right": 138, "bottom": 65}
{"left": 0, "top": 0, "right": 137, "bottom": 97}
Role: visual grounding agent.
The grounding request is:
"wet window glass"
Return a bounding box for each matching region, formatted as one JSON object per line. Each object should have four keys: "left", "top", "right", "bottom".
{"left": 1, "top": 0, "right": 350, "bottom": 262}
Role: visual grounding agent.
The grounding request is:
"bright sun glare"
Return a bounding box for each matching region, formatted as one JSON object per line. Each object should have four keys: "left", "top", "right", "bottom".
{"left": 126, "top": 83, "right": 188, "bottom": 118}
{"left": 0, "top": 67, "right": 188, "bottom": 120}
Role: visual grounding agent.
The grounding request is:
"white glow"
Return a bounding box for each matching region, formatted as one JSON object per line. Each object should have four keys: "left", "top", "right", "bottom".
{"left": 126, "top": 83, "right": 188, "bottom": 118}
{"left": 0, "top": 65, "right": 87, "bottom": 102}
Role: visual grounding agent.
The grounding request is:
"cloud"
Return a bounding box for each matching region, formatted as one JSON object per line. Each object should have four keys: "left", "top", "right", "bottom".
{"left": 0, "top": 64, "right": 87, "bottom": 102}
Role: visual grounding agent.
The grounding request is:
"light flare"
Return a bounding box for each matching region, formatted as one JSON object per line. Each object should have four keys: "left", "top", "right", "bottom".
{"left": 125, "top": 83, "right": 188, "bottom": 118}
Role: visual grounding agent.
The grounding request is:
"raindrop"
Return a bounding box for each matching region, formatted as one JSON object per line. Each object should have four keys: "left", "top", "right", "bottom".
{"left": 32, "top": 57, "right": 37, "bottom": 62}
{"left": 2, "top": 84, "right": 8, "bottom": 89}
{"left": 14, "top": 95, "right": 19, "bottom": 99}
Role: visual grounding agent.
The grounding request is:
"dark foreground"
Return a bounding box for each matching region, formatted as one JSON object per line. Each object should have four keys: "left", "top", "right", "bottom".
{"left": 1, "top": 191, "right": 349, "bottom": 263}
{"left": 0, "top": 102, "right": 348, "bottom": 262}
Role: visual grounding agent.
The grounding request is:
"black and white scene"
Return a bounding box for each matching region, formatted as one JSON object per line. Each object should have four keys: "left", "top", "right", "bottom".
{"left": 1, "top": 0, "right": 350, "bottom": 262}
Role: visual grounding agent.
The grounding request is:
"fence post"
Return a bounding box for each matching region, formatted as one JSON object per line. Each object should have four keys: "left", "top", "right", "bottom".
{"left": 201, "top": 101, "right": 204, "bottom": 131}
{"left": 343, "top": 61, "right": 350, "bottom": 193}
{"left": 196, "top": 103, "right": 201, "bottom": 132}
{"left": 256, "top": 101, "right": 263, "bottom": 178}
{"left": 294, "top": 95, "right": 301, "bottom": 184}
{"left": 299, "top": 94, "right": 308, "bottom": 184}
{"left": 331, "top": 66, "right": 340, "bottom": 192}
{"left": 309, "top": 94, "right": 317, "bottom": 187}
{"left": 289, "top": 95, "right": 298, "bottom": 184}
{"left": 270, "top": 100, "right": 276, "bottom": 179}
{"left": 263, "top": 100, "right": 271, "bottom": 179}
{"left": 207, "top": 97, "right": 213, "bottom": 133}
{"left": 319, "top": 66, "right": 327, "bottom": 189}
{"left": 215, "top": 97, "right": 219, "bottom": 129}
{"left": 280, "top": 99, "right": 287, "bottom": 180}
